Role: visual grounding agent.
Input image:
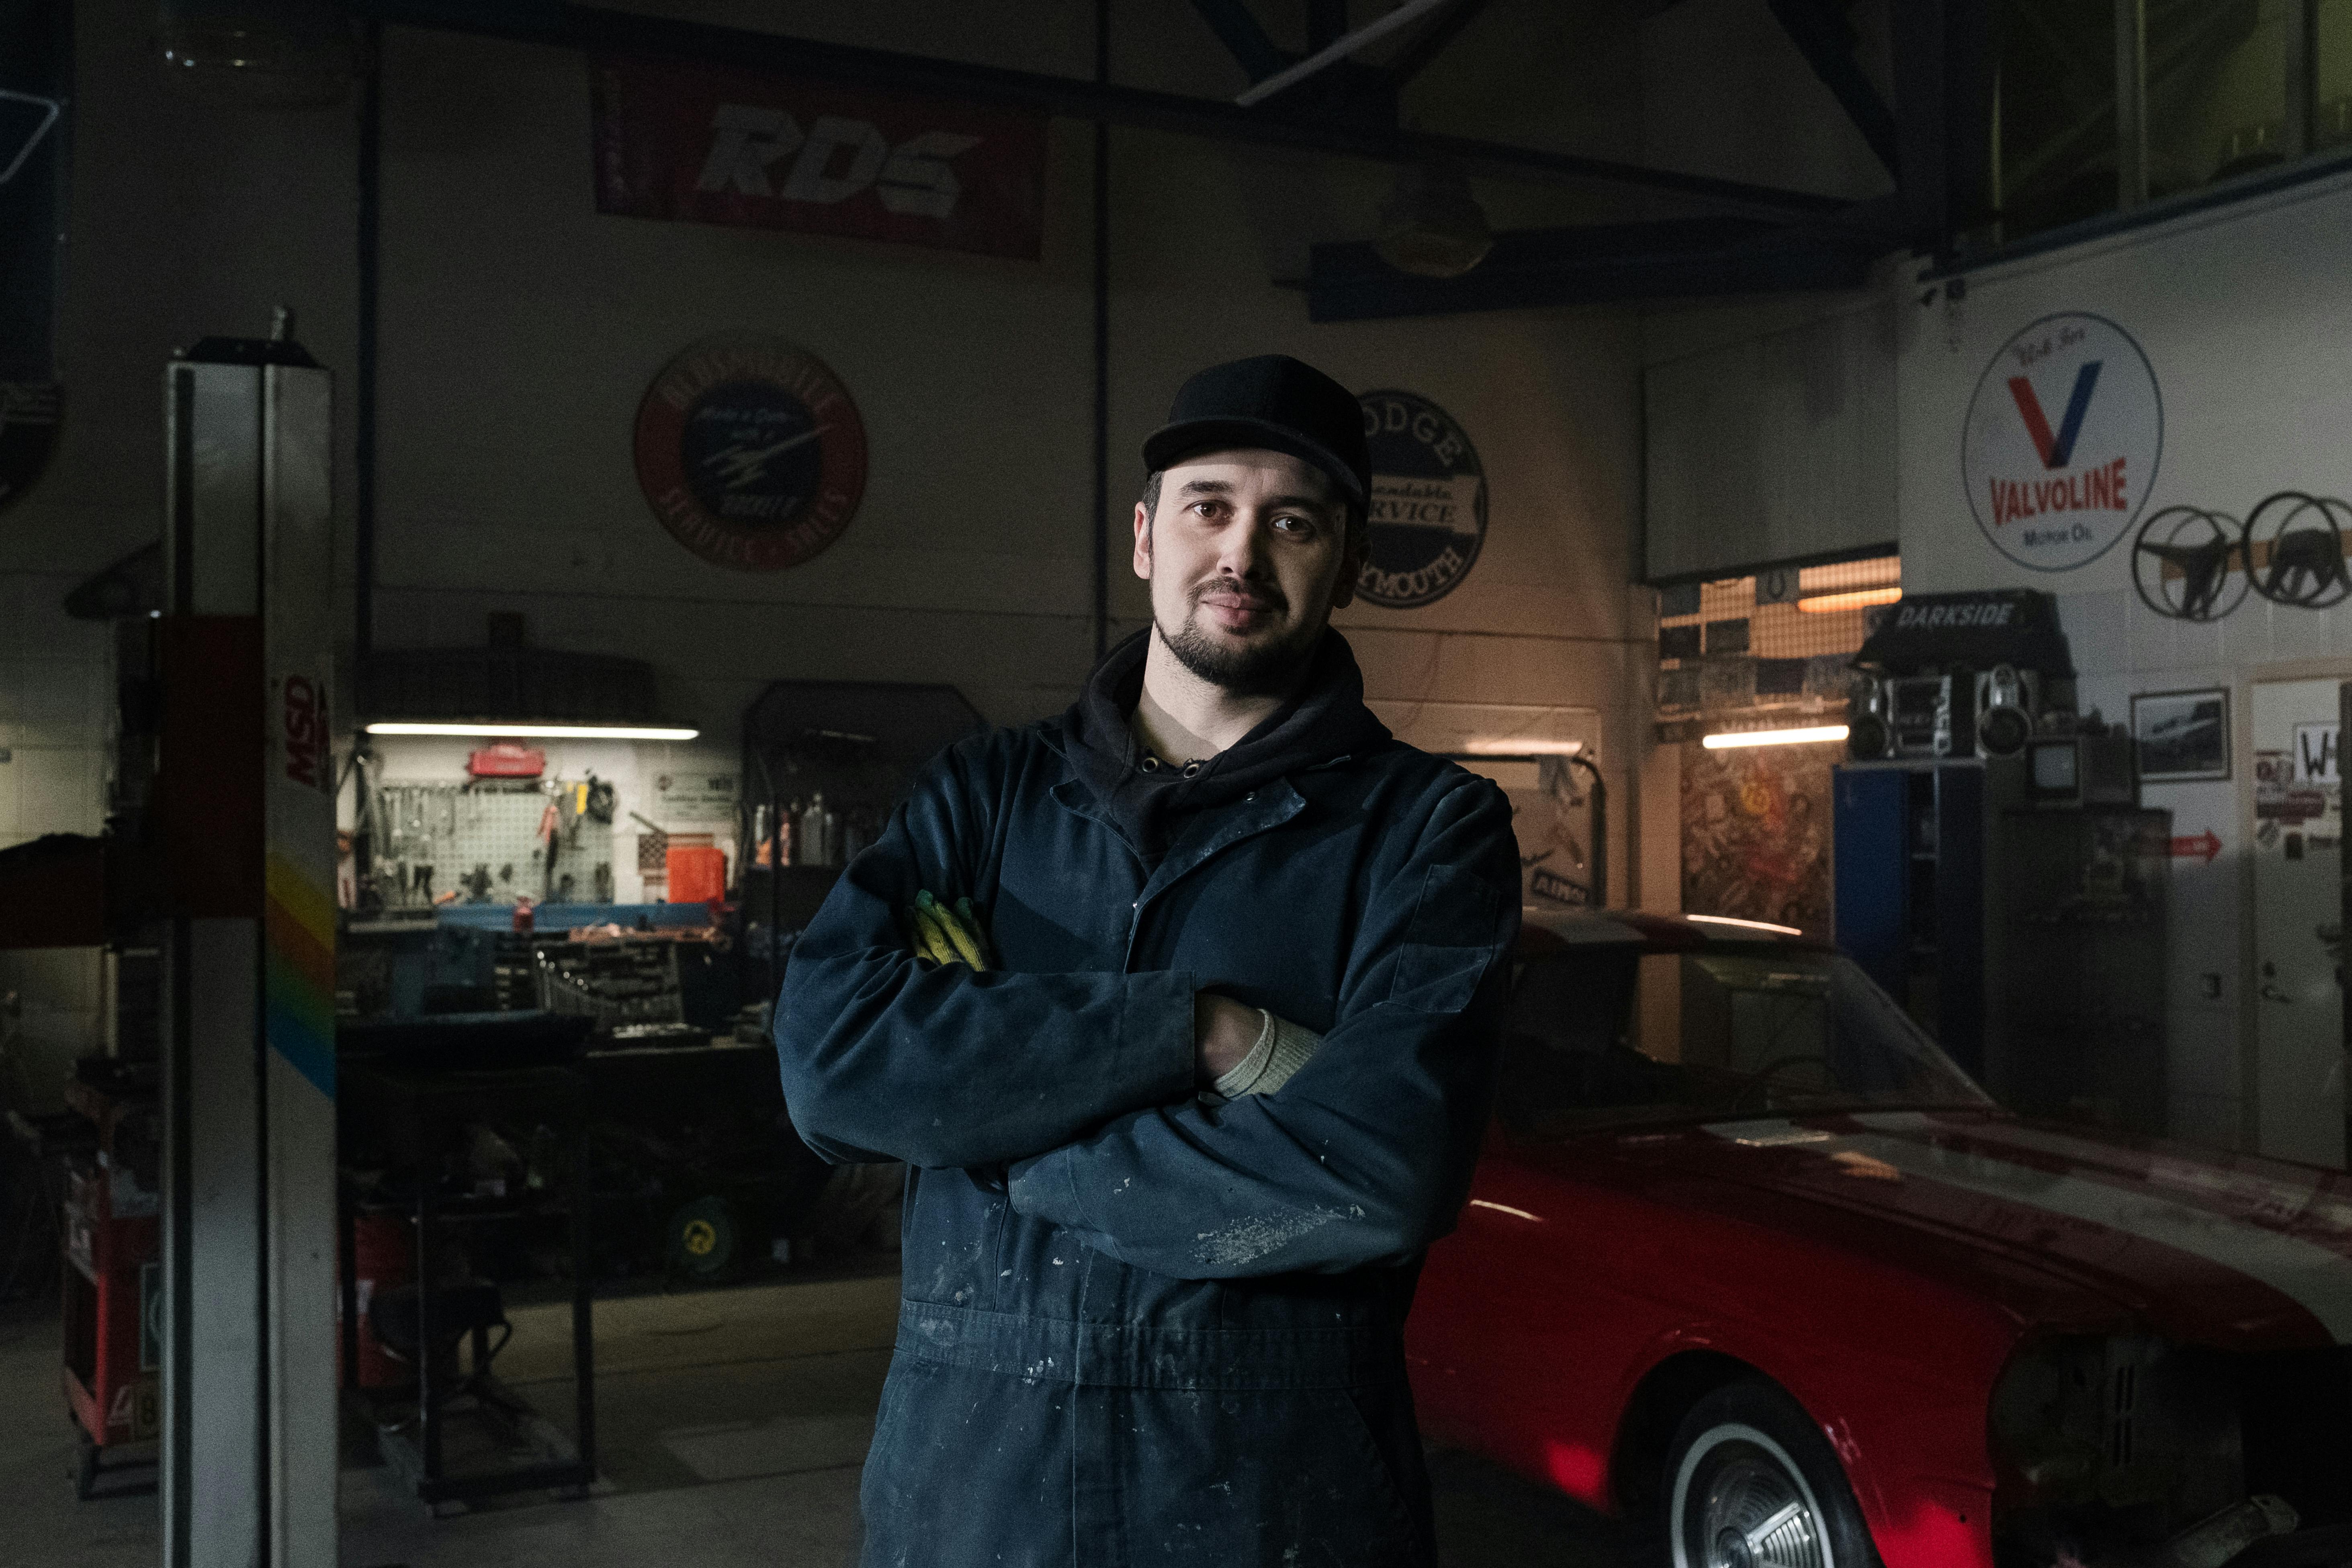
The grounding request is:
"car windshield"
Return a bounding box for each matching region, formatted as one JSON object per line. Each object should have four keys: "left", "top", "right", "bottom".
{"left": 1495, "top": 945, "right": 1992, "bottom": 1138}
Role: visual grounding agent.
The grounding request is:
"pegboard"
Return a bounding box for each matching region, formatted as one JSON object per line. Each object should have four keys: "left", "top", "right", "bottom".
{"left": 374, "top": 780, "right": 614, "bottom": 907}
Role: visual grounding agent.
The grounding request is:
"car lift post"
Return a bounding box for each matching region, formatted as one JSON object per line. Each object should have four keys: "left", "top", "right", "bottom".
{"left": 157, "top": 319, "right": 340, "bottom": 1568}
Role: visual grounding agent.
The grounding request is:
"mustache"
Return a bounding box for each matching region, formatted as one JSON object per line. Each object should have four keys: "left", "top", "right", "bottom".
{"left": 1190, "top": 577, "right": 1287, "bottom": 610}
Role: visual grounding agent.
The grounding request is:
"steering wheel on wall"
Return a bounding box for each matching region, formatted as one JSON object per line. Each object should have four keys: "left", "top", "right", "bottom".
{"left": 2130, "top": 505, "right": 2247, "bottom": 622}
{"left": 2245, "top": 491, "right": 2352, "bottom": 610}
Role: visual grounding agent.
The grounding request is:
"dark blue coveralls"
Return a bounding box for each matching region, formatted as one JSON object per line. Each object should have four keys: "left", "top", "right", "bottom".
{"left": 774, "top": 646, "right": 1520, "bottom": 1567}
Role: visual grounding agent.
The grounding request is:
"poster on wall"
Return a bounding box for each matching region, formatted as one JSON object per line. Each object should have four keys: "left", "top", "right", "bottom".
{"left": 634, "top": 334, "right": 869, "bottom": 573}
{"left": 2130, "top": 688, "right": 2229, "bottom": 782}
{"left": 1963, "top": 312, "right": 2161, "bottom": 572}
{"left": 2255, "top": 746, "right": 2340, "bottom": 848}
{"left": 1681, "top": 741, "right": 1833, "bottom": 933}
{"left": 1461, "top": 755, "right": 1597, "bottom": 907}
{"left": 655, "top": 771, "right": 739, "bottom": 825}
{"left": 1354, "top": 390, "right": 1486, "bottom": 608}
{"left": 591, "top": 56, "right": 1048, "bottom": 260}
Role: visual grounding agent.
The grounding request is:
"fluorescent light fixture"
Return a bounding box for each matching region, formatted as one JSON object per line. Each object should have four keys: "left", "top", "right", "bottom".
{"left": 1701, "top": 725, "right": 1849, "bottom": 750}
{"left": 1797, "top": 586, "right": 1902, "bottom": 613}
{"left": 364, "top": 721, "right": 699, "bottom": 741}
{"left": 1687, "top": 913, "right": 1805, "bottom": 937}
{"left": 1457, "top": 738, "right": 1584, "bottom": 755}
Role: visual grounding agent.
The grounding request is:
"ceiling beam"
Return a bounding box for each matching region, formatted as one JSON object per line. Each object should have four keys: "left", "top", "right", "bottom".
{"left": 1236, "top": 0, "right": 1453, "bottom": 107}
{"left": 1890, "top": 0, "right": 1993, "bottom": 258}
{"left": 1306, "top": 209, "right": 1897, "bottom": 319}
{"left": 1187, "top": 0, "right": 1290, "bottom": 84}
{"left": 1382, "top": 0, "right": 1498, "bottom": 88}
{"left": 1762, "top": 0, "right": 1901, "bottom": 178}
{"left": 1307, "top": 0, "right": 1349, "bottom": 52}
{"left": 357, "top": 0, "right": 1851, "bottom": 220}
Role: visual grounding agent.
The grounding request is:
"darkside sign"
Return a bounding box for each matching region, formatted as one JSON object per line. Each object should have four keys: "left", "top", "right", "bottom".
{"left": 591, "top": 56, "right": 1048, "bottom": 260}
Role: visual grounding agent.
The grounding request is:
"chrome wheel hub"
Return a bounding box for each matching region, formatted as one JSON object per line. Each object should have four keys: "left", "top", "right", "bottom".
{"left": 1696, "top": 1449, "right": 1826, "bottom": 1568}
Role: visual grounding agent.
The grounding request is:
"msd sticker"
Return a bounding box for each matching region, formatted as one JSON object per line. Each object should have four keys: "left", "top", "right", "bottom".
{"left": 1963, "top": 312, "right": 2162, "bottom": 572}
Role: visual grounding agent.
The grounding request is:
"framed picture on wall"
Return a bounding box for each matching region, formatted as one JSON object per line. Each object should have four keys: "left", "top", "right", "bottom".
{"left": 2131, "top": 688, "right": 2231, "bottom": 782}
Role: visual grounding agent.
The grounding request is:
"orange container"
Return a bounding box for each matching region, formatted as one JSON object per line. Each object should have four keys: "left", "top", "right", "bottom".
{"left": 665, "top": 844, "right": 727, "bottom": 905}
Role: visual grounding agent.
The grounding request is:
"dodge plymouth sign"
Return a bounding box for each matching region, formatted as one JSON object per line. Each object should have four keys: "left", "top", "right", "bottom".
{"left": 1963, "top": 312, "right": 2162, "bottom": 572}
{"left": 1356, "top": 389, "right": 1486, "bottom": 608}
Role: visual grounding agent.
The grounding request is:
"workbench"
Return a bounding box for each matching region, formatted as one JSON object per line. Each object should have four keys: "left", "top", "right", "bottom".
{"left": 338, "top": 1056, "right": 596, "bottom": 1509}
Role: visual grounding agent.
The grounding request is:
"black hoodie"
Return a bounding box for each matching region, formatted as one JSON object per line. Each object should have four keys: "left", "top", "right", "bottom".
{"left": 1059, "top": 626, "right": 1392, "bottom": 866}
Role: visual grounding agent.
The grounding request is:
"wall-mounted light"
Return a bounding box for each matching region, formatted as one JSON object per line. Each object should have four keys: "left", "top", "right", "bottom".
{"left": 364, "top": 722, "right": 700, "bottom": 741}
{"left": 1701, "top": 725, "right": 1849, "bottom": 750}
{"left": 1687, "top": 913, "right": 1804, "bottom": 936}
{"left": 1796, "top": 586, "right": 1902, "bottom": 614}
{"left": 1372, "top": 159, "right": 1494, "bottom": 278}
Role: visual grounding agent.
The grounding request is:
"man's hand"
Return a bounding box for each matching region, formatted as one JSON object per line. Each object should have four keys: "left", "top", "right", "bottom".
{"left": 1194, "top": 993, "right": 1263, "bottom": 1083}
{"left": 905, "top": 890, "right": 994, "bottom": 969}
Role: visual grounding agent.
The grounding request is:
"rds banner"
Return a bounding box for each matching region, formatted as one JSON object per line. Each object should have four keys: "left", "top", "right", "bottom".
{"left": 1962, "top": 311, "right": 2161, "bottom": 572}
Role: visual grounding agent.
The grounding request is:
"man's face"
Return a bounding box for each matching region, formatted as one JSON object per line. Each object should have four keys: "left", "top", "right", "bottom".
{"left": 1132, "top": 448, "right": 1358, "bottom": 696}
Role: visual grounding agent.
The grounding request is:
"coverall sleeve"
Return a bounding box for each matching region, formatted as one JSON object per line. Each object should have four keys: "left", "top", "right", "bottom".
{"left": 774, "top": 743, "right": 1198, "bottom": 1171}
{"left": 1003, "top": 776, "right": 1521, "bottom": 1278}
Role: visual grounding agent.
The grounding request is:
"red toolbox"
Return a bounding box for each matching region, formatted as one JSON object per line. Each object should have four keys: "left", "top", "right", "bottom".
{"left": 59, "top": 1070, "right": 162, "bottom": 1497}
{"left": 61, "top": 1152, "right": 160, "bottom": 1451}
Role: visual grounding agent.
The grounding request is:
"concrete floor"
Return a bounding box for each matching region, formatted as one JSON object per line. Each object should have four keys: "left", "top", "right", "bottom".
{"left": 0, "top": 1270, "right": 1638, "bottom": 1567}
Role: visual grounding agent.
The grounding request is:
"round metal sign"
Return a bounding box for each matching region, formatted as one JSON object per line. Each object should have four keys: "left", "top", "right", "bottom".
{"left": 1962, "top": 311, "right": 2161, "bottom": 573}
{"left": 634, "top": 334, "right": 868, "bottom": 572}
{"left": 1355, "top": 389, "right": 1485, "bottom": 608}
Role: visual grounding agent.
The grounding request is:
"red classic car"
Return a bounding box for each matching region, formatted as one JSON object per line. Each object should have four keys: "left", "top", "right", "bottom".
{"left": 1408, "top": 908, "right": 2352, "bottom": 1568}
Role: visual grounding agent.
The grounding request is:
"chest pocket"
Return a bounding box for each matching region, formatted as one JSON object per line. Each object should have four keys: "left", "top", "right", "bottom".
{"left": 1388, "top": 862, "right": 1502, "bottom": 1014}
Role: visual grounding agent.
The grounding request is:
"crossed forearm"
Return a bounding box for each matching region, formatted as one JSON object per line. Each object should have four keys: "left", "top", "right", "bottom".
{"left": 903, "top": 889, "right": 1322, "bottom": 1102}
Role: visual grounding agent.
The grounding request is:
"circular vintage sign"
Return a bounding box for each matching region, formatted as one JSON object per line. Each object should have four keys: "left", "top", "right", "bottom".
{"left": 634, "top": 334, "right": 868, "bottom": 572}
{"left": 1355, "top": 389, "right": 1486, "bottom": 608}
{"left": 1962, "top": 312, "right": 2161, "bottom": 573}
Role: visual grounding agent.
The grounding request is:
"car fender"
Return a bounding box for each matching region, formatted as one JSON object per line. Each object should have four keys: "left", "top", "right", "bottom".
{"left": 1608, "top": 1313, "right": 2006, "bottom": 1568}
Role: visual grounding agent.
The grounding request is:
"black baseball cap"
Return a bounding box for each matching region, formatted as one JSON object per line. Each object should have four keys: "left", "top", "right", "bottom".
{"left": 1142, "top": 354, "right": 1369, "bottom": 507}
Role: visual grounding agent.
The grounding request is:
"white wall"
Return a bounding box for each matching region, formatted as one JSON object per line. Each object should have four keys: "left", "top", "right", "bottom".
{"left": 0, "top": 0, "right": 1664, "bottom": 1105}
{"left": 1633, "top": 0, "right": 1905, "bottom": 583}
{"left": 370, "top": 7, "right": 1657, "bottom": 894}
{"left": 1645, "top": 295, "right": 1899, "bottom": 579}
{"left": 1894, "top": 166, "right": 2352, "bottom": 1151}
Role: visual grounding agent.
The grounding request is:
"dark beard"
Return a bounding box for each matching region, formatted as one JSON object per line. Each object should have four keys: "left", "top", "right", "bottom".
{"left": 1156, "top": 589, "right": 1325, "bottom": 697}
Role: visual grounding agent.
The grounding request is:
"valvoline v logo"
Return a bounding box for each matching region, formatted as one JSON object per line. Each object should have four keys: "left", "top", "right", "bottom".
{"left": 1963, "top": 313, "right": 2160, "bottom": 573}
{"left": 2009, "top": 362, "right": 2100, "bottom": 469}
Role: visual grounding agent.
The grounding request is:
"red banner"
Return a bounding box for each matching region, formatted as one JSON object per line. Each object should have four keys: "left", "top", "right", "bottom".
{"left": 590, "top": 57, "right": 1048, "bottom": 260}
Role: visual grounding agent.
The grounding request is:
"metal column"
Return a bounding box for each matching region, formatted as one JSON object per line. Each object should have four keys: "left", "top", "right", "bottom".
{"left": 159, "top": 321, "right": 339, "bottom": 1568}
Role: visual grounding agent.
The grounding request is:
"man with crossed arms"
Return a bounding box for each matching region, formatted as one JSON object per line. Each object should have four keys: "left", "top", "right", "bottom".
{"left": 778, "top": 354, "right": 1520, "bottom": 1566}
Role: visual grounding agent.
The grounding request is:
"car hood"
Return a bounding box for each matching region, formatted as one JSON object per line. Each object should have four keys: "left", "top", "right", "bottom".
{"left": 1522, "top": 1108, "right": 2352, "bottom": 1353}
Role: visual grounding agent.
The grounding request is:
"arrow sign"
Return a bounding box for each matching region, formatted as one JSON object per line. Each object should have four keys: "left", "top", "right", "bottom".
{"left": 2168, "top": 830, "right": 2221, "bottom": 864}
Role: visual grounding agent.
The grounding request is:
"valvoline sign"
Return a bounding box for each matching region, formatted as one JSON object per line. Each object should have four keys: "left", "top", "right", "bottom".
{"left": 1962, "top": 312, "right": 2161, "bottom": 571}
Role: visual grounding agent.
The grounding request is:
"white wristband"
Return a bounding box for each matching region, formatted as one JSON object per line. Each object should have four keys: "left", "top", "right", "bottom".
{"left": 1211, "top": 1009, "right": 1323, "bottom": 1098}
